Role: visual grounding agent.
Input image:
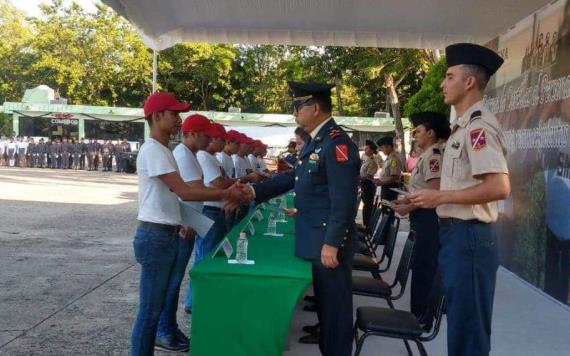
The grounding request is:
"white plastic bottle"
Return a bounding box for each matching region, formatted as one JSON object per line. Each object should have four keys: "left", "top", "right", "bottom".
{"left": 236, "top": 232, "right": 248, "bottom": 263}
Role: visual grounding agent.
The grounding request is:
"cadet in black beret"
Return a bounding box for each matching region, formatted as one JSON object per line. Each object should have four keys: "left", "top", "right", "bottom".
{"left": 374, "top": 136, "right": 403, "bottom": 206}
{"left": 410, "top": 43, "right": 510, "bottom": 356}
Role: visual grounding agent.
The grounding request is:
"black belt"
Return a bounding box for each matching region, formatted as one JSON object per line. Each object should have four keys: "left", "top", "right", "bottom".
{"left": 203, "top": 205, "right": 222, "bottom": 211}
{"left": 439, "top": 217, "right": 485, "bottom": 225}
{"left": 138, "top": 221, "right": 179, "bottom": 233}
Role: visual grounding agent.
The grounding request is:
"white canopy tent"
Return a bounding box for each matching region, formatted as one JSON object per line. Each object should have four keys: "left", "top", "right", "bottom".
{"left": 102, "top": 0, "right": 551, "bottom": 50}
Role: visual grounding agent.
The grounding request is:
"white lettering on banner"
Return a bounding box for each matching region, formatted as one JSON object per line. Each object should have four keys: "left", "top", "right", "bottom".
{"left": 484, "top": 72, "right": 570, "bottom": 113}
{"left": 503, "top": 123, "right": 569, "bottom": 152}
{"left": 51, "top": 118, "right": 79, "bottom": 125}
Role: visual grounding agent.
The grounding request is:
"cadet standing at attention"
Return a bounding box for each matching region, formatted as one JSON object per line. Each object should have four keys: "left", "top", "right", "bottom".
{"left": 410, "top": 43, "right": 510, "bottom": 356}
{"left": 374, "top": 136, "right": 403, "bottom": 204}
{"left": 251, "top": 82, "right": 360, "bottom": 356}
{"left": 393, "top": 111, "right": 450, "bottom": 329}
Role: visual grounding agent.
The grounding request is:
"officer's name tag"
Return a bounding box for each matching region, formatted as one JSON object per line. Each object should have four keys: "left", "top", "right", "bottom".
{"left": 212, "top": 237, "right": 234, "bottom": 259}
{"left": 247, "top": 222, "right": 255, "bottom": 235}
{"left": 253, "top": 210, "right": 263, "bottom": 221}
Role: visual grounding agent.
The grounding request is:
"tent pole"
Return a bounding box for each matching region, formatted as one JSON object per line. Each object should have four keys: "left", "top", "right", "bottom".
{"left": 152, "top": 49, "right": 158, "bottom": 93}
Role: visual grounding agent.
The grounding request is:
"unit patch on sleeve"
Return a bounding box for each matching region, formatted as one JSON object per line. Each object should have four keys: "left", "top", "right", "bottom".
{"left": 429, "top": 158, "right": 440, "bottom": 172}
{"left": 470, "top": 128, "right": 487, "bottom": 150}
{"left": 335, "top": 144, "right": 348, "bottom": 162}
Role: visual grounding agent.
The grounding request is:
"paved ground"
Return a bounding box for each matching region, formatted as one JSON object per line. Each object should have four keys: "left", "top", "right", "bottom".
{"left": 0, "top": 166, "right": 569, "bottom": 356}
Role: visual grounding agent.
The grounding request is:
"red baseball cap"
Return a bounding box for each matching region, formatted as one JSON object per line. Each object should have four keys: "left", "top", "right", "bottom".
{"left": 143, "top": 92, "right": 191, "bottom": 117}
{"left": 225, "top": 130, "right": 241, "bottom": 142}
{"left": 208, "top": 123, "right": 227, "bottom": 139}
{"left": 181, "top": 114, "right": 213, "bottom": 134}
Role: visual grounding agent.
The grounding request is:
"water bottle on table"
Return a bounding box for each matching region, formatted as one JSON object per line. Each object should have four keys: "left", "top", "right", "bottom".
{"left": 236, "top": 232, "right": 248, "bottom": 263}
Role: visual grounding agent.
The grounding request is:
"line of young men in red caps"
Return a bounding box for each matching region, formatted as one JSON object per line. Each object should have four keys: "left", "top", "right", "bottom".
{"left": 131, "top": 91, "right": 268, "bottom": 355}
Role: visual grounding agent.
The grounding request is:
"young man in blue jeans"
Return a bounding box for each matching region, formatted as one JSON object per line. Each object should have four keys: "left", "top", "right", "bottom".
{"left": 131, "top": 92, "right": 252, "bottom": 356}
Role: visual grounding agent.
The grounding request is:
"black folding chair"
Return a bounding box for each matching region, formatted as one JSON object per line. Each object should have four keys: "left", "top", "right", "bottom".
{"left": 352, "top": 230, "right": 415, "bottom": 308}
{"left": 352, "top": 215, "right": 399, "bottom": 278}
{"left": 353, "top": 269, "right": 446, "bottom": 356}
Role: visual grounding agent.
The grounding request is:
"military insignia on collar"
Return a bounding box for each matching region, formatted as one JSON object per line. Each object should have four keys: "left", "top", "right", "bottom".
{"left": 309, "top": 153, "right": 319, "bottom": 161}
{"left": 429, "top": 158, "right": 440, "bottom": 172}
{"left": 335, "top": 144, "right": 348, "bottom": 162}
{"left": 470, "top": 128, "right": 487, "bottom": 150}
{"left": 451, "top": 141, "right": 460, "bottom": 149}
{"left": 330, "top": 129, "right": 342, "bottom": 139}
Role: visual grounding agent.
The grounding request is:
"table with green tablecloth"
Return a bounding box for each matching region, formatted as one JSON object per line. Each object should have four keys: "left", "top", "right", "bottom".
{"left": 190, "top": 195, "right": 312, "bottom": 356}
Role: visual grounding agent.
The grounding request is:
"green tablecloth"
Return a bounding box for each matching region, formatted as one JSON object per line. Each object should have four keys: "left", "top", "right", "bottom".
{"left": 190, "top": 195, "right": 312, "bottom": 356}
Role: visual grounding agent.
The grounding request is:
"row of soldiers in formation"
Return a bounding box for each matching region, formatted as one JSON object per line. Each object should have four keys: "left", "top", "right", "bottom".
{"left": 0, "top": 135, "right": 132, "bottom": 172}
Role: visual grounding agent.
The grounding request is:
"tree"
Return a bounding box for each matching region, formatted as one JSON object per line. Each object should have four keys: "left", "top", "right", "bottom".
{"left": 159, "top": 43, "right": 237, "bottom": 110}
{"left": 0, "top": 0, "right": 33, "bottom": 102}
{"left": 403, "top": 58, "right": 449, "bottom": 118}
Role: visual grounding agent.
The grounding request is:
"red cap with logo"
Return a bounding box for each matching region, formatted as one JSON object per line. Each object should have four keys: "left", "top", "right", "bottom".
{"left": 143, "top": 92, "right": 191, "bottom": 117}
{"left": 181, "top": 114, "right": 213, "bottom": 134}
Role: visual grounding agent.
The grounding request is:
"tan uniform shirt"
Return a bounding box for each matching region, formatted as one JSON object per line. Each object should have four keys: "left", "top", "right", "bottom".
{"left": 408, "top": 144, "right": 442, "bottom": 192}
{"left": 360, "top": 154, "right": 379, "bottom": 178}
{"left": 437, "top": 101, "right": 509, "bottom": 223}
{"left": 380, "top": 151, "right": 402, "bottom": 181}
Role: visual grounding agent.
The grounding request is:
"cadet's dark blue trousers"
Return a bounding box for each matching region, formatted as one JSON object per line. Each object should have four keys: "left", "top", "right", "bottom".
{"left": 439, "top": 219, "right": 499, "bottom": 356}
{"left": 312, "top": 255, "right": 353, "bottom": 356}
{"left": 409, "top": 208, "right": 440, "bottom": 324}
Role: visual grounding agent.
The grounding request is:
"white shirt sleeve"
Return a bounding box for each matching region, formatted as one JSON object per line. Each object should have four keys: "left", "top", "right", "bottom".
{"left": 197, "top": 151, "right": 222, "bottom": 185}
{"left": 173, "top": 144, "right": 202, "bottom": 183}
{"left": 144, "top": 142, "right": 178, "bottom": 178}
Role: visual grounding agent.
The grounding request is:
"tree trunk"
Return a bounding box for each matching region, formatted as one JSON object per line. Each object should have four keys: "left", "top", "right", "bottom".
{"left": 335, "top": 74, "right": 343, "bottom": 116}
{"left": 385, "top": 74, "right": 406, "bottom": 156}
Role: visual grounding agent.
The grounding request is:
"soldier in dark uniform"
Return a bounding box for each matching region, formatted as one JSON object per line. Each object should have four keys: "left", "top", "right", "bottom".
{"left": 252, "top": 82, "right": 360, "bottom": 356}
{"left": 102, "top": 139, "right": 113, "bottom": 172}
{"left": 71, "top": 138, "right": 81, "bottom": 170}
{"left": 50, "top": 138, "right": 61, "bottom": 169}
{"left": 410, "top": 44, "right": 509, "bottom": 356}
{"left": 94, "top": 139, "right": 102, "bottom": 171}
{"left": 27, "top": 138, "right": 36, "bottom": 168}
{"left": 61, "top": 137, "right": 71, "bottom": 169}
{"left": 120, "top": 138, "right": 131, "bottom": 172}
{"left": 37, "top": 138, "right": 47, "bottom": 168}
{"left": 87, "top": 138, "right": 97, "bottom": 171}
{"left": 79, "top": 138, "right": 87, "bottom": 170}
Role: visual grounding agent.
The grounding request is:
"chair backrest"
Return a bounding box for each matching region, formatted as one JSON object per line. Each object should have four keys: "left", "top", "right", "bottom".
{"left": 419, "top": 270, "right": 445, "bottom": 341}
{"left": 372, "top": 209, "right": 395, "bottom": 247}
{"left": 378, "top": 217, "right": 400, "bottom": 270}
{"left": 392, "top": 231, "right": 416, "bottom": 294}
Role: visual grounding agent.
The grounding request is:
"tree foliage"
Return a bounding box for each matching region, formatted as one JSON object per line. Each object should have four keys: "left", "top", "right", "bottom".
{"left": 0, "top": 0, "right": 437, "bottom": 120}
{"left": 404, "top": 58, "right": 449, "bottom": 117}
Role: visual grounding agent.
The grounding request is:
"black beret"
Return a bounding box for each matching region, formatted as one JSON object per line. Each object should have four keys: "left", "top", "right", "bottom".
{"left": 376, "top": 136, "right": 394, "bottom": 147}
{"left": 288, "top": 81, "right": 335, "bottom": 99}
{"left": 445, "top": 43, "right": 504, "bottom": 76}
{"left": 364, "top": 139, "right": 377, "bottom": 150}
{"left": 411, "top": 111, "right": 451, "bottom": 140}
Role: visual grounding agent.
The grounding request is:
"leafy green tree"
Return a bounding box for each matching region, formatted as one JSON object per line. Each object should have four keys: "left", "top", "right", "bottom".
{"left": 403, "top": 58, "right": 449, "bottom": 118}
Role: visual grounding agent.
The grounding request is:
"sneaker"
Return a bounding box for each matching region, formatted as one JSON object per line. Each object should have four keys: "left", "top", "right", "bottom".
{"left": 155, "top": 334, "right": 189, "bottom": 353}
{"left": 173, "top": 329, "right": 189, "bottom": 346}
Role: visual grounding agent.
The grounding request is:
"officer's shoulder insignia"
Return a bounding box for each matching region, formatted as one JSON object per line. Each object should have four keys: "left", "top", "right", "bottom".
{"left": 335, "top": 144, "right": 349, "bottom": 162}
{"left": 429, "top": 158, "right": 440, "bottom": 172}
{"left": 470, "top": 128, "right": 487, "bottom": 150}
{"left": 330, "top": 129, "right": 343, "bottom": 139}
{"left": 469, "top": 110, "right": 482, "bottom": 123}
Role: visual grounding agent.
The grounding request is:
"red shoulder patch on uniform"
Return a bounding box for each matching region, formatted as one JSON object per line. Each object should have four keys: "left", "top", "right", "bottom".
{"left": 335, "top": 144, "right": 349, "bottom": 162}
{"left": 470, "top": 128, "right": 487, "bottom": 150}
{"left": 429, "top": 158, "right": 440, "bottom": 172}
{"left": 330, "top": 130, "right": 342, "bottom": 139}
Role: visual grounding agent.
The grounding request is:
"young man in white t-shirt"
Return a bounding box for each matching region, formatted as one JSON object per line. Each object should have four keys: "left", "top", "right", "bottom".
{"left": 131, "top": 92, "right": 252, "bottom": 355}
{"left": 232, "top": 133, "right": 253, "bottom": 178}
